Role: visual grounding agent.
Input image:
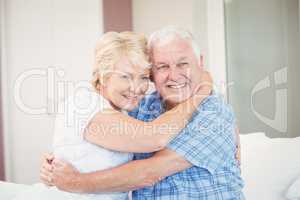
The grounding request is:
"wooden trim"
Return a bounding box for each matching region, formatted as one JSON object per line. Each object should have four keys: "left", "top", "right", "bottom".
{"left": 103, "top": 0, "right": 132, "bottom": 32}
{"left": 207, "top": 0, "right": 228, "bottom": 99}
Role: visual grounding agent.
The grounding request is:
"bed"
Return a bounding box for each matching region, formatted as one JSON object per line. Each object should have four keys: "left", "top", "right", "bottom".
{"left": 1, "top": 132, "right": 300, "bottom": 200}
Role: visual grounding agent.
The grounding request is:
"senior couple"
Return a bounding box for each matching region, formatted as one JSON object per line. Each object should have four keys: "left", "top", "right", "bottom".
{"left": 9, "top": 27, "right": 244, "bottom": 200}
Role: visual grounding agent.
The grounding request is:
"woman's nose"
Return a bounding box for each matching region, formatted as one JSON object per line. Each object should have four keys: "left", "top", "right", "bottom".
{"left": 129, "top": 79, "right": 139, "bottom": 93}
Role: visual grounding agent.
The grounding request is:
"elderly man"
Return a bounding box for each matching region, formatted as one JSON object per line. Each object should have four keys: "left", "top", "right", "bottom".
{"left": 41, "top": 27, "right": 244, "bottom": 199}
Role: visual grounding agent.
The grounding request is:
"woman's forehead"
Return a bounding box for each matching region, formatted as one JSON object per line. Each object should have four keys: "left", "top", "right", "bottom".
{"left": 114, "top": 56, "right": 150, "bottom": 74}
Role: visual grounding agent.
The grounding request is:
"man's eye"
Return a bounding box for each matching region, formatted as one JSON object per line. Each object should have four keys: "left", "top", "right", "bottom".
{"left": 178, "top": 62, "right": 188, "bottom": 67}
{"left": 157, "top": 65, "right": 168, "bottom": 70}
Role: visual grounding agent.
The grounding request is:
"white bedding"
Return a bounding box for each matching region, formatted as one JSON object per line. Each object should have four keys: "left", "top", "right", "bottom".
{"left": 1, "top": 132, "right": 300, "bottom": 200}
{"left": 0, "top": 181, "right": 30, "bottom": 199}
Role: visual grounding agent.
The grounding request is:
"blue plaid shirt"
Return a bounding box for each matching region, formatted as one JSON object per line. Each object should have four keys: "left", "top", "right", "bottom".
{"left": 129, "top": 92, "right": 244, "bottom": 200}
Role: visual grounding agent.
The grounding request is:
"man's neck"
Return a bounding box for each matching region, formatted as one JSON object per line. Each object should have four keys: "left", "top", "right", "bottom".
{"left": 165, "top": 101, "right": 179, "bottom": 111}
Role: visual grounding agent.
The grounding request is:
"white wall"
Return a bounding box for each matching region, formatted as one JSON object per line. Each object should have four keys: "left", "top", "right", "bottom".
{"left": 132, "top": 0, "right": 194, "bottom": 36}
{"left": 132, "top": 0, "right": 209, "bottom": 66}
{"left": 1, "top": 0, "right": 102, "bottom": 183}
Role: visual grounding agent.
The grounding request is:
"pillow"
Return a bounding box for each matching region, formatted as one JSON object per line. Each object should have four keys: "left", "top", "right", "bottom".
{"left": 240, "top": 133, "right": 300, "bottom": 200}
{"left": 286, "top": 176, "right": 300, "bottom": 200}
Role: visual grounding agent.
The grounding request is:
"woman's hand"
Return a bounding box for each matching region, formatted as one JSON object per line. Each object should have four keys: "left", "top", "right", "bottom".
{"left": 40, "top": 153, "right": 54, "bottom": 186}
{"left": 51, "top": 159, "right": 82, "bottom": 193}
{"left": 194, "top": 71, "right": 213, "bottom": 96}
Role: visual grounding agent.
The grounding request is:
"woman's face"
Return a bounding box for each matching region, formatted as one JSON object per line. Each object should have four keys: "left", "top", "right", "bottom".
{"left": 104, "top": 56, "right": 150, "bottom": 111}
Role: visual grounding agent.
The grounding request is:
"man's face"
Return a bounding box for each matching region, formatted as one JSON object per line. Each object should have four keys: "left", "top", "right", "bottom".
{"left": 151, "top": 38, "right": 203, "bottom": 107}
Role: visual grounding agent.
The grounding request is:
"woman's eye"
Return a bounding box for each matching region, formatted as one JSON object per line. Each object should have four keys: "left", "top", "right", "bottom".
{"left": 121, "top": 75, "right": 130, "bottom": 79}
{"left": 142, "top": 76, "right": 150, "bottom": 80}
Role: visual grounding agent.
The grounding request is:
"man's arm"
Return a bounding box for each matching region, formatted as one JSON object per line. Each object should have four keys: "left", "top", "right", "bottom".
{"left": 42, "top": 126, "right": 241, "bottom": 193}
{"left": 48, "top": 149, "right": 191, "bottom": 193}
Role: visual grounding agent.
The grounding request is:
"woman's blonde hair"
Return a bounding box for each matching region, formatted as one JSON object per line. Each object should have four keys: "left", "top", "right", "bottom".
{"left": 92, "top": 31, "right": 149, "bottom": 91}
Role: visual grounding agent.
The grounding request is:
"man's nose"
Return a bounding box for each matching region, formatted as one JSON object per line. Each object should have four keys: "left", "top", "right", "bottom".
{"left": 168, "top": 67, "right": 182, "bottom": 81}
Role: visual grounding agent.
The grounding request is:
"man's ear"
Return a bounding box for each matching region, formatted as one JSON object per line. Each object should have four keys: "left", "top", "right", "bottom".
{"left": 149, "top": 71, "right": 154, "bottom": 82}
{"left": 199, "top": 54, "right": 204, "bottom": 69}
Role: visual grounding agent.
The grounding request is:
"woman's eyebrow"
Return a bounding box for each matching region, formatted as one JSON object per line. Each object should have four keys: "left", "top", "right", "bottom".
{"left": 119, "top": 70, "right": 132, "bottom": 76}
{"left": 139, "top": 73, "right": 150, "bottom": 77}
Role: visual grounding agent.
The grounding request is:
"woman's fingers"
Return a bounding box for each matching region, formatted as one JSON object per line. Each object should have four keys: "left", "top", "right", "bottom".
{"left": 43, "top": 153, "right": 54, "bottom": 164}
{"left": 40, "top": 175, "right": 54, "bottom": 186}
{"left": 52, "top": 159, "right": 66, "bottom": 168}
{"left": 194, "top": 71, "right": 213, "bottom": 95}
{"left": 40, "top": 167, "right": 54, "bottom": 186}
{"left": 201, "top": 71, "right": 213, "bottom": 84}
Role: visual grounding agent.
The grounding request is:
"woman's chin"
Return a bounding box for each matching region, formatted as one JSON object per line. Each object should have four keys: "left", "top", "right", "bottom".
{"left": 117, "top": 101, "right": 138, "bottom": 112}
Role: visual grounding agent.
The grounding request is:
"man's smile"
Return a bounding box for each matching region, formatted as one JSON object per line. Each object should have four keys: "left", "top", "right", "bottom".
{"left": 166, "top": 83, "right": 187, "bottom": 89}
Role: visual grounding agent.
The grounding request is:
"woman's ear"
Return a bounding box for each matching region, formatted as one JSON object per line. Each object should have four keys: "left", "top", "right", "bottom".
{"left": 99, "top": 72, "right": 111, "bottom": 88}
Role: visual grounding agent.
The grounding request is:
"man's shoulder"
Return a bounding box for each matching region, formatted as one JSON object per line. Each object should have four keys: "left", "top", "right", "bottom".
{"left": 195, "top": 94, "right": 235, "bottom": 122}
{"left": 128, "top": 91, "right": 163, "bottom": 120}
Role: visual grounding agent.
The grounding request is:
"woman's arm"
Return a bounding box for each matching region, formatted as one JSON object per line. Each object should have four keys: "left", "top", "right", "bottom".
{"left": 84, "top": 72, "right": 212, "bottom": 153}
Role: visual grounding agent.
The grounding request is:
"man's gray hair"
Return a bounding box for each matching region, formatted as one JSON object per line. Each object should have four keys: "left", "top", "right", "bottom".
{"left": 148, "top": 26, "right": 201, "bottom": 62}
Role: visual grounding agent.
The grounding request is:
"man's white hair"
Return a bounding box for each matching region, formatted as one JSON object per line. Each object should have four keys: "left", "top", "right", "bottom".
{"left": 148, "top": 26, "right": 201, "bottom": 63}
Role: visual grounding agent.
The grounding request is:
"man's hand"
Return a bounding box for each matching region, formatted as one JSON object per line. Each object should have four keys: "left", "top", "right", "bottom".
{"left": 40, "top": 153, "right": 54, "bottom": 186}
{"left": 51, "top": 159, "right": 82, "bottom": 193}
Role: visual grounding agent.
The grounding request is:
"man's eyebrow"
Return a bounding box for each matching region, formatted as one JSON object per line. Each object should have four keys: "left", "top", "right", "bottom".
{"left": 177, "top": 57, "right": 188, "bottom": 62}
{"left": 155, "top": 62, "right": 168, "bottom": 66}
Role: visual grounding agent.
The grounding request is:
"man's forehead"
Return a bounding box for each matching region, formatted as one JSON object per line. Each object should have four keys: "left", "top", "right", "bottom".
{"left": 153, "top": 38, "right": 193, "bottom": 54}
{"left": 152, "top": 45, "right": 193, "bottom": 63}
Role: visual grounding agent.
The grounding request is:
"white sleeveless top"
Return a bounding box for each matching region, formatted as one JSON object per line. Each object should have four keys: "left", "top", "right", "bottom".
{"left": 11, "top": 90, "right": 132, "bottom": 200}
{"left": 52, "top": 89, "right": 133, "bottom": 199}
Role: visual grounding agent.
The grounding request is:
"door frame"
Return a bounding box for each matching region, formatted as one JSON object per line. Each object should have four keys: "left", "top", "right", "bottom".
{"left": 0, "top": 0, "right": 4, "bottom": 181}
{"left": 0, "top": 0, "right": 9, "bottom": 181}
{"left": 0, "top": 0, "right": 14, "bottom": 181}
{"left": 206, "top": 0, "right": 228, "bottom": 99}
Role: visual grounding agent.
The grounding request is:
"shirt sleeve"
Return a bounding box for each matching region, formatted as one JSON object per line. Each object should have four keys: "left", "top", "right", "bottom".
{"left": 166, "top": 96, "right": 237, "bottom": 174}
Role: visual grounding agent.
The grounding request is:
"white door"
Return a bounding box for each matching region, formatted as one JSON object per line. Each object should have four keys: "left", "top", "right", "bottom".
{"left": 1, "top": 0, "right": 102, "bottom": 183}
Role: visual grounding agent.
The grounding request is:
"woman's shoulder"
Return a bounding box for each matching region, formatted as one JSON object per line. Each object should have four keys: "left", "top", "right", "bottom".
{"left": 60, "top": 89, "right": 111, "bottom": 114}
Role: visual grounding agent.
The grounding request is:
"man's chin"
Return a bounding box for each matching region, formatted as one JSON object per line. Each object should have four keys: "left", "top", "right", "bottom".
{"left": 163, "top": 95, "right": 191, "bottom": 106}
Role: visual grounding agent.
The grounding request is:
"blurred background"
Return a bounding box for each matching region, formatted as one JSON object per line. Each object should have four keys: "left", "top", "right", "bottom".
{"left": 0, "top": 0, "right": 299, "bottom": 188}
